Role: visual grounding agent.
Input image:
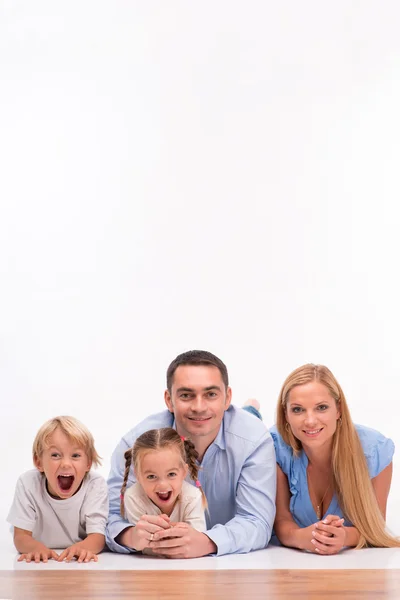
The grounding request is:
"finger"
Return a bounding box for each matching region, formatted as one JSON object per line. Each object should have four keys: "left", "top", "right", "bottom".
{"left": 34, "top": 552, "right": 41, "bottom": 563}
{"left": 311, "top": 538, "right": 332, "bottom": 553}
{"left": 313, "top": 531, "right": 337, "bottom": 546}
{"left": 65, "top": 549, "right": 76, "bottom": 563}
{"left": 153, "top": 526, "right": 188, "bottom": 541}
{"left": 57, "top": 549, "right": 67, "bottom": 562}
{"left": 160, "top": 514, "right": 171, "bottom": 522}
{"left": 25, "top": 554, "right": 32, "bottom": 563}
{"left": 321, "top": 515, "right": 341, "bottom": 524}
{"left": 138, "top": 521, "right": 169, "bottom": 535}
{"left": 140, "top": 515, "right": 171, "bottom": 529}
{"left": 86, "top": 553, "right": 98, "bottom": 562}
{"left": 50, "top": 551, "right": 59, "bottom": 560}
{"left": 17, "top": 554, "right": 26, "bottom": 562}
{"left": 77, "top": 550, "right": 86, "bottom": 563}
{"left": 42, "top": 554, "right": 48, "bottom": 563}
{"left": 315, "top": 523, "right": 341, "bottom": 536}
{"left": 151, "top": 536, "right": 187, "bottom": 550}
{"left": 155, "top": 549, "right": 185, "bottom": 558}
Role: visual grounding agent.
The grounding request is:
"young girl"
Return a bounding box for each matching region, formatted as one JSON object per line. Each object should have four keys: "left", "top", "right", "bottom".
{"left": 7, "top": 416, "right": 109, "bottom": 563}
{"left": 120, "top": 427, "right": 207, "bottom": 553}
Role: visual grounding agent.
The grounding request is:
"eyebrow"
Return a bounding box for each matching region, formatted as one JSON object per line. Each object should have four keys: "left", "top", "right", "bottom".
{"left": 290, "top": 401, "right": 330, "bottom": 406}
{"left": 143, "top": 467, "right": 180, "bottom": 474}
{"left": 176, "top": 385, "right": 222, "bottom": 393}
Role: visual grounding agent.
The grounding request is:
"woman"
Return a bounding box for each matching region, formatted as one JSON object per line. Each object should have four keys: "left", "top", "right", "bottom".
{"left": 270, "top": 364, "right": 400, "bottom": 554}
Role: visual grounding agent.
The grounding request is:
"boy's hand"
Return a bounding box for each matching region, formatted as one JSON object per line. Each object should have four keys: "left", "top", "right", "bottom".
{"left": 57, "top": 545, "right": 98, "bottom": 563}
{"left": 18, "top": 547, "right": 59, "bottom": 563}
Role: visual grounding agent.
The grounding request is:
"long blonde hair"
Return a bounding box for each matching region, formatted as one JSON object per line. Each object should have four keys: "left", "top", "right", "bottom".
{"left": 277, "top": 364, "right": 400, "bottom": 549}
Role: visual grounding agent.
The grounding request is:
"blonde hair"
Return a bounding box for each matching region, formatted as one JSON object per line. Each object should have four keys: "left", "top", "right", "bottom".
{"left": 277, "top": 364, "right": 400, "bottom": 549}
{"left": 120, "top": 428, "right": 207, "bottom": 517}
{"left": 32, "top": 416, "right": 101, "bottom": 467}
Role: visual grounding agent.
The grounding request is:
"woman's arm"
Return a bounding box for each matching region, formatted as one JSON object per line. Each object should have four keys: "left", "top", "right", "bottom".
{"left": 274, "top": 466, "right": 322, "bottom": 552}
{"left": 371, "top": 462, "right": 392, "bottom": 520}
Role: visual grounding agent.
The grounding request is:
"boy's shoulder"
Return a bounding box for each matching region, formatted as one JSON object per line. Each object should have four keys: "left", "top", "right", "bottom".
{"left": 16, "top": 469, "right": 43, "bottom": 489}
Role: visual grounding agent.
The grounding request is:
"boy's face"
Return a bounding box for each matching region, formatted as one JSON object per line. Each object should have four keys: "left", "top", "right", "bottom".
{"left": 34, "top": 427, "right": 91, "bottom": 499}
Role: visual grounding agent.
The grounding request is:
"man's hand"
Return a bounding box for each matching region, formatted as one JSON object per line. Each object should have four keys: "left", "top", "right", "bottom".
{"left": 150, "top": 523, "right": 217, "bottom": 558}
{"left": 120, "top": 514, "right": 171, "bottom": 551}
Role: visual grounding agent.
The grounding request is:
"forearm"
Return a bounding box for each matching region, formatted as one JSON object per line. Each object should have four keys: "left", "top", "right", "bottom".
{"left": 343, "top": 526, "right": 360, "bottom": 548}
{"left": 274, "top": 520, "right": 315, "bottom": 552}
{"left": 14, "top": 534, "right": 48, "bottom": 554}
{"left": 116, "top": 526, "right": 136, "bottom": 549}
{"left": 75, "top": 533, "right": 105, "bottom": 554}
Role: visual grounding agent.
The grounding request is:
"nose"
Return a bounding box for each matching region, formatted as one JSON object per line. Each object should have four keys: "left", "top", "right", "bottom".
{"left": 304, "top": 410, "right": 317, "bottom": 427}
{"left": 60, "top": 457, "right": 72, "bottom": 469}
{"left": 190, "top": 395, "right": 207, "bottom": 413}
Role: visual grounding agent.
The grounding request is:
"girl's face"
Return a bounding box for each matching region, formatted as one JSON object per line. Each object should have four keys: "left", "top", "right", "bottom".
{"left": 285, "top": 381, "right": 341, "bottom": 452}
{"left": 136, "top": 447, "right": 188, "bottom": 515}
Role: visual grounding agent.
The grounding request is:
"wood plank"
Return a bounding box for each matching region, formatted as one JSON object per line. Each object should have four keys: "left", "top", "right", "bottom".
{"left": 1, "top": 569, "right": 399, "bottom": 599}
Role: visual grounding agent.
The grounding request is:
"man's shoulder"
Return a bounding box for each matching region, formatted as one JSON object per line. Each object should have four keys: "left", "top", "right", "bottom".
{"left": 121, "top": 410, "right": 175, "bottom": 446}
{"left": 223, "top": 405, "right": 269, "bottom": 446}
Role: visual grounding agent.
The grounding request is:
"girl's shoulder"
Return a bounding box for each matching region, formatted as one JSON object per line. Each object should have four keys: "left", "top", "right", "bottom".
{"left": 354, "top": 424, "right": 395, "bottom": 477}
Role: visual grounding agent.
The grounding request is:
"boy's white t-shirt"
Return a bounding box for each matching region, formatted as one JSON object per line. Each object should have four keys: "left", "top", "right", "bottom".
{"left": 124, "top": 480, "right": 206, "bottom": 532}
{"left": 7, "top": 469, "right": 109, "bottom": 549}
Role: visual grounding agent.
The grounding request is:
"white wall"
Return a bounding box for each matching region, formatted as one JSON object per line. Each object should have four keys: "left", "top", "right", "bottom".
{"left": 1, "top": 1, "right": 400, "bottom": 534}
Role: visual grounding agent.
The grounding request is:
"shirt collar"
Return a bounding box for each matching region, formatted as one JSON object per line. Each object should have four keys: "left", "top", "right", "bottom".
{"left": 172, "top": 417, "right": 226, "bottom": 450}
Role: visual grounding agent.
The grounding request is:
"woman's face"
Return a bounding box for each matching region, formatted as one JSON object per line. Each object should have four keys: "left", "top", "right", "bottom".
{"left": 285, "top": 381, "right": 341, "bottom": 450}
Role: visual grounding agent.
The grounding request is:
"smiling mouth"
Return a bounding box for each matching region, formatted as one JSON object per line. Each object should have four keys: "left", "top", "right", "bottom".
{"left": 188, "top": 417, "right": 211, "bottom": 422}
{"left": 303, "top": 428, "right": 323, "bottom": 436}
{"left": 57, "top": 475, "right": 75, "bottom": 491}
{"left": 156, "top": 491, "right": 172, "bottom": 502}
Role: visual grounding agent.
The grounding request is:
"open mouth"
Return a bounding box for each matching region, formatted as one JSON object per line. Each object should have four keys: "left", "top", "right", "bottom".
{"left": 303, "top": 428, "right": 323, "bottom": 437}
{"left": 156, "top": 491, "right": 172, "bottom": 502}
{"left": 57, "top": 475, "right": 75, "bottom": 492}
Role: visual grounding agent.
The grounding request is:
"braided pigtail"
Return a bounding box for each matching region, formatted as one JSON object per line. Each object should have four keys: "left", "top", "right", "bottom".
{"left": 183, "top": 438, "right": 208, "bottom": 510}
{"left": 120, "top": 448, "right": 133, "bottom": 518}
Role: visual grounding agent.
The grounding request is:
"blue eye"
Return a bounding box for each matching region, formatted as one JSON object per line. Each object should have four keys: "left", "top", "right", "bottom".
{"left": 291, "top": 407, "right": 303, "bottom": 413}
{"left": 146, "top": 474, "right": 156, "bottom": 480}
{"left": 51, "top": 453, "right": 61, "bottom": 458}
{"left": 317, "top": 405, "right": 329, "bottom": 411}
{"left": 168, "top": 472, "right": 177, "bottom": 478}
{"left": 72, "top": 453, "right": 81, "bottom": 458}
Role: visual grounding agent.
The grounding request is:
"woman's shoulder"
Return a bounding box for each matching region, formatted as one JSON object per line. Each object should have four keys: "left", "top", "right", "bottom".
{"left": 354, "top": 423, "right": 395, "bottom": 477}
{"left": 268, "top": 425, "right": 296, "bottom": 474}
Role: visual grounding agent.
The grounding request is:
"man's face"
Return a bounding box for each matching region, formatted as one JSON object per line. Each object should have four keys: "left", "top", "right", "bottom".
{"left": 164, "top": 365, "right": 232, "bottom": 443}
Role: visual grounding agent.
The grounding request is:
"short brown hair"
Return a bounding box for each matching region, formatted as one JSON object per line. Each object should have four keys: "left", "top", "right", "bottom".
{"left": 166, "top": 350, "right": 229, "bottom": 392}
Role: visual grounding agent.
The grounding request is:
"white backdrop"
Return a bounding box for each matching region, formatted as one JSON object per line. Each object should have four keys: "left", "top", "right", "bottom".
{"left": 1, "top": 1, "right": 400, "bottom": 537}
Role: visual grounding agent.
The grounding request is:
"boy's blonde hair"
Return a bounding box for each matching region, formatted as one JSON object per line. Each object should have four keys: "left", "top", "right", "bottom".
{"left": 32, "top": 416, "right": 101, "bottom": 467}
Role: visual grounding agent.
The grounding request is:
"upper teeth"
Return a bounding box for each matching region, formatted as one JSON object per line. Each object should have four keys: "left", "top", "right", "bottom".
{"left": 305, "top": 429, "right": 321, "bottom": 434}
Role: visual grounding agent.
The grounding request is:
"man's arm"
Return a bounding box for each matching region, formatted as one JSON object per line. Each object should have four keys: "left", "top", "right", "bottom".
{"left": 106, "top": 435, "right": 137, "bottom": 553}
{"left": 152, "top": 432, "right": 277, "bottom": 558}
{"left": 206, "top": 432, "right": 276, "bottom": 556}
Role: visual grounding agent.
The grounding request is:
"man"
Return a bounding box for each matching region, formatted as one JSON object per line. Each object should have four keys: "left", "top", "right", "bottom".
{"left": 106, "top": 350, "right": 276, "bottom": 557}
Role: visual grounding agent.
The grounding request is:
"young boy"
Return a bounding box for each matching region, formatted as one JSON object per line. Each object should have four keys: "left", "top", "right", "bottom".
{"left": 7, "top": 416, "right": 108, "bottom": 563}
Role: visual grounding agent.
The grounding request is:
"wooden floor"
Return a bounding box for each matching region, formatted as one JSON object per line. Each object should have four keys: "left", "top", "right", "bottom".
{"left": 1, "top": 569, "right": 400, "bottom": 599}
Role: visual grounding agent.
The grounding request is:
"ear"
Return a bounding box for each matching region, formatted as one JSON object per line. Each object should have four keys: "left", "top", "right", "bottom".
{"left": 224, "top": 386, "right": 232, "bottom": 410}
{"left": 183, "top": 463, "right": 189, "bottom": 478}
{"left": 164, "top": 389, "right": 174, "bottom": 413}
{"left": 86, "top": 460, "right": 92, "bottom": 473}
{"left": 34, "top": 454, "right": 44, "bottom": 472}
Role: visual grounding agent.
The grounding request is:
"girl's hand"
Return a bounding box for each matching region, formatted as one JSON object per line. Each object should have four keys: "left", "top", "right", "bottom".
{"left": 130, "top": 514, "right": 171, "bottom": 551}
{"left": 18, "top": 547, "right": 59, "bottom": 563}
{"left": 311, "top": 517, "right": 346, "bottom": 555}
{"left": 57, "top": 545, "right": 98, "bottom": 563}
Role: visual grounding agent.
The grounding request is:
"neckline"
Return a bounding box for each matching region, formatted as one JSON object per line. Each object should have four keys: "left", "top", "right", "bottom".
{"left": 300, "top": 450, "right": 337, "bottom": 521}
